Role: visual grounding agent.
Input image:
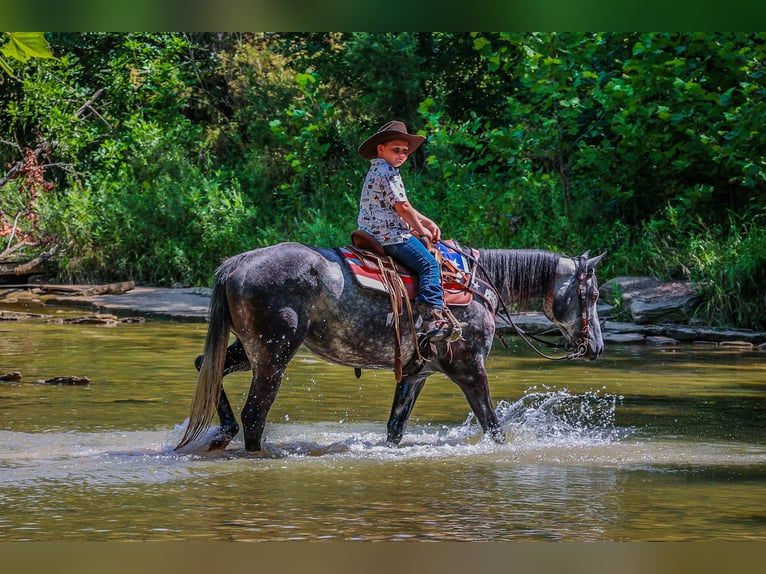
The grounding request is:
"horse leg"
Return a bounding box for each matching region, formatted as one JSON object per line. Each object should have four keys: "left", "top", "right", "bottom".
{"left": 386, "top": 373, "right": 429, "bottom": 445}
{"left": 202, "top": 388, "right": 239, "bottom": 450}
{"left": 192, "top": 340, "right": 247, "bottom": 450}
{"left": 237, "top": 323, "right": 306, "bottom": 451}
{"left": 195, "top": 338, "right": 250, "bottom": 375}
{"left": 240, "top": 360, "right": 291, "bottom": 451}
{"left": 441, "top": 354, "right": 504, "bottom": 443}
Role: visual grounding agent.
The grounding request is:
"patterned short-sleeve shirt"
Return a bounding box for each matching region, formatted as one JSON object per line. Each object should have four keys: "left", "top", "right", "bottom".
{"left": 357, "top": 158, "right": 412, "bottom": 245}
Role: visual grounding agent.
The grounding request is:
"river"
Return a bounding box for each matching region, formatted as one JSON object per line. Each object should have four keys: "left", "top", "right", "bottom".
{"left": 1, "top": 312, "right": 765, "bottom": 541}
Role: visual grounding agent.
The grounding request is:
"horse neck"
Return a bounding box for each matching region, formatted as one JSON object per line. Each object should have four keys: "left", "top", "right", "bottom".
{"left": 476, "top": 249, "right": 561, "bottom": 307}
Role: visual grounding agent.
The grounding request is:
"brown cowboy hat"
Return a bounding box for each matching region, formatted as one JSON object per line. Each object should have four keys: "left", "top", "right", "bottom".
{"left": 357, "top": 120, "right": 426, "bottom": 160}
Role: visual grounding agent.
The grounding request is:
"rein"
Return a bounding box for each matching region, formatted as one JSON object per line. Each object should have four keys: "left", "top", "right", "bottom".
{"left": 442, "top": 242, "right": 591, "bottom": 361}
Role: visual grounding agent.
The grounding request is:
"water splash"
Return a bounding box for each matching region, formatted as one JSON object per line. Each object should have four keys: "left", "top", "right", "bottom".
{"left": 167, "top": 387, "right": 627, "bottom": 461}
{"left": 452, "top": 386, "right": 626, "bottom": 445}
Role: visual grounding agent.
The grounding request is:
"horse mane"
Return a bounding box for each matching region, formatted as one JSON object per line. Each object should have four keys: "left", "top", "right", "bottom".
{"left": 475, "top": 249, "right": 560, "bottom": 305}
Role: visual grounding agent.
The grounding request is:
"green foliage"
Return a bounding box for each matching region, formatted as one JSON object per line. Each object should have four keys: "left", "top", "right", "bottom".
{"left": 0, "top": 32, "right": 54, "bottom": 76}
{"left": 2, "top": 32, "right": 766, "bottom": 328}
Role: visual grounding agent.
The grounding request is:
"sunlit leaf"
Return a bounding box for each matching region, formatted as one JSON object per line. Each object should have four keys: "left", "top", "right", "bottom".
{"left": 1, "top": 32, "right": 55, "bottom": 63}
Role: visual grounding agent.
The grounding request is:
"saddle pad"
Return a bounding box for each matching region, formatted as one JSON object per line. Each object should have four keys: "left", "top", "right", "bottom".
{"left": 339, "top": 241, "right": 475, "bottom": 306}
{"left": 436, "top": 240, "right": 474, "bottom": 273}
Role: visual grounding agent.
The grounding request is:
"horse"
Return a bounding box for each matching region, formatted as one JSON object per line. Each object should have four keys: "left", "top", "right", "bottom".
{"left": 174, "top": 242, "right": 605, "bottom": 452}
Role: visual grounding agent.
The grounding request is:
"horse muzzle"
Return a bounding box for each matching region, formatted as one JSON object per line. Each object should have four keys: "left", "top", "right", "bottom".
{"left": 583, "top": 340, "right": 604, "bottom": 360}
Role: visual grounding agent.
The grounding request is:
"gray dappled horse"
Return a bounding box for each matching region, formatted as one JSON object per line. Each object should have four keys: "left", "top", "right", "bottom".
{"left": 175, "top": 242, "right": 605, "bottom": 452}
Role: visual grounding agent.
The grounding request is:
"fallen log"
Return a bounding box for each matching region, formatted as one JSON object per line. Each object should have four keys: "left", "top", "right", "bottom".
{"left": 25, "top": 281, "right": 136, "bottom": 296}
{"left": 46, "top": 314, "right": 119, "bottom": 326}
{"left": 5, "top": 244, "right": 58, "bottom": 275}
{"left": 78, "top": 281, "right": 136, "bottom": 296}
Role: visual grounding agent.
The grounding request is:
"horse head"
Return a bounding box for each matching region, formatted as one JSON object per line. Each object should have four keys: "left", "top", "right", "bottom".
{"left": 545, "top": 251, "right": 606, "bottom": 360}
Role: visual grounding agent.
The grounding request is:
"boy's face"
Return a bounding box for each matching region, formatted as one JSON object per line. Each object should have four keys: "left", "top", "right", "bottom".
{"left": 377, "top": 139, "right": 410, "bottom": 168}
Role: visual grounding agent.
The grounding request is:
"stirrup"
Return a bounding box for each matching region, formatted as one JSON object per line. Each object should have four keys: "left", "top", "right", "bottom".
{"left": 415, "top": 303, "right": 452, "bottom": 342}
{"left": 422, "top": 319, "right": 452, "bottom": 342}
{"left": 442, "top": 306, "right": 467, "bottom": 343}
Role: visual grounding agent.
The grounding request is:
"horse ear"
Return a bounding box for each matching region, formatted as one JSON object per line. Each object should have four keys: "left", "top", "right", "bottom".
{"left": 586, "top": 251, "right": 607, "bottom": 269}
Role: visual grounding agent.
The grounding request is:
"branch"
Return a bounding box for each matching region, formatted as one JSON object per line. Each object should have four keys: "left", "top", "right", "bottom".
{"left": 0, "top": 141, "right": 50, "bottom": 190}
{"left": 6, "top": 244, "right": 57, "bottom": 274}
{"left": 0, "top": 239, "right": 27, "bottom": 260}
{"left": 0, "top": 88, "right": 105, "bottom": 191}
{"left": 72, "top": 88, "right": 110, "bottom": 128}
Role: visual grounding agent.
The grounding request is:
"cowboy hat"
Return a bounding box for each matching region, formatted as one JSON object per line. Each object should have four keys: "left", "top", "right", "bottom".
{"left": 357, "top": 120, "right": 426, "bottom": 160}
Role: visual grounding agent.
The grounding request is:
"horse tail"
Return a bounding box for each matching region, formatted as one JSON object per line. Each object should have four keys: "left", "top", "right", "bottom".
{"left": 174, "top": 265, "right": 233, "bottom": 451}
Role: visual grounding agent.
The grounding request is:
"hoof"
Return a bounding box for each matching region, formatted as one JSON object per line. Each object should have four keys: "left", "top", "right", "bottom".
{"left": 205, "top": 428, "right": 233, "bottom": 451}
{"left": 490, "top": 429, "right": 506, "bottom": 444}
{"left": 385, "top": 434, "right": 403, "bottom": 447}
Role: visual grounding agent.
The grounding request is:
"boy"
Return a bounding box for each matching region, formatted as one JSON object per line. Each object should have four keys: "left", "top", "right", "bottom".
{"left": 357, "top": 120, "right": 462, "bottom": 341}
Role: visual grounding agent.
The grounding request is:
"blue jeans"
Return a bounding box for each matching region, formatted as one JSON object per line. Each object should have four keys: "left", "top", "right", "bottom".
{"left": 384, "top": 236, "right": 443, "bottom": 309}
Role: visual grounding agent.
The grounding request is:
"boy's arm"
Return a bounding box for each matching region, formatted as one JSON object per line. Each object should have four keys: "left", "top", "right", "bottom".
{"left": 394, "top": 201, "right": 441, "bottom": 243}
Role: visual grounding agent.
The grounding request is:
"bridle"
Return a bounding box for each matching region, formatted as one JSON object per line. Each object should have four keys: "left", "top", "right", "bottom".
{"left": 436, "top": 242, "right": 595, "bottom": 361}
{"left": 571, "top": 256, "right": 594, "bottom": 357}
{"left": 471, "top": 249, "right": 593, "bottom": 361}
{"left": 517, "top": 255, "right": 593, "bottom": 360}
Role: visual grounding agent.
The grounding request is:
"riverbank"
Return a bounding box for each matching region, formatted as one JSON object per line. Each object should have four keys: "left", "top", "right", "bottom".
{"left": 2, "top": 282, "right": 766, "bottom": 350}
{"left": 0, "top": 284, "right": 210, "bottom": 322}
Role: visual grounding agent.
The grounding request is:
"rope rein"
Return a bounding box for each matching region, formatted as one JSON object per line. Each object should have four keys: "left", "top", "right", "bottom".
{"left": 443, "top": 242, "right": 591, "bottom": 361}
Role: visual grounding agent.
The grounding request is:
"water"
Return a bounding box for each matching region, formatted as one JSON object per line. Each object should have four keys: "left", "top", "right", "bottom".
{"left": 1, "top": 313, "right": 765, "bottom": 541}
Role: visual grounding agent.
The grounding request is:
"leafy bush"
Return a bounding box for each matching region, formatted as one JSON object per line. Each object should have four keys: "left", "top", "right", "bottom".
{"left": 3, "top": 32, "right": 766, "bottom": 328}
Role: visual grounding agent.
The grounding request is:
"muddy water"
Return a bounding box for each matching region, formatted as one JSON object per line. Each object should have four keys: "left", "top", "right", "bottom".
{"left": 1, "top": 313, "right": 765, "bottom": 541}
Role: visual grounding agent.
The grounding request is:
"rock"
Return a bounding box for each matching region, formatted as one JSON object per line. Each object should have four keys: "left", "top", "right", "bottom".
{"left": 0, "top": 310, "right": 48, "bottom": 321}
{"left": 603, "top": 332, "right": 646, "bottom": 344}
{"left": 692, "top": 340, "right": 719, "bottom": 347}
{"left": 496, "top": 311, "right": 554, "bottom": 332}
{"left": 661, "top": 325, "right": 766, "bottom": 345}
{"left": 646, "top": 336, "right": 679, "bottom": 346}
{"left": 64, "top": 314, "right": 119, "bottom": 325}
{"left": 34, "top": 376, "right": 90, "bottom": 386}
{"left": 0, "top": 371, "right": 22, "bottom": 382}
{"left": 119, "top": 316, "right": 145, "bottom": 323}
{"left": 659, "top": 325, "right": 704, "bottom": 342}
{"left": 602, "top": 320, "right": 652, "bottom": 334}
{"left": 719, "top": 341, "right": 754, "bottom": 349}
{"left": 601, "top": 276, "right": 705, "bottom": 324}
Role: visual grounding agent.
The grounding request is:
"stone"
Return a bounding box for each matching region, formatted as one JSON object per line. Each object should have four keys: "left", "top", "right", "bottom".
{"left": 719, "top": 341, "right": 754, "bottom": 349}
{"left": 34, "top": 376, "right": 90, "bottom": 386}
{"left": 601, "top": 276, "right": 705, "bottom": 325}
{"left": 603, "top": 332, "right": 645, "bottom": 344}
{"left": 646, "top": 336, "right": 679, "bottom": 346}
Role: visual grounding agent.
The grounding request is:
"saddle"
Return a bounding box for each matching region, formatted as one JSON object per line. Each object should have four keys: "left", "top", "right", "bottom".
{"left": 339, "top": 231, "right": 481, "bottom": 383}
{"left": 342, "top": 230, "right": 476, "bottom": 306}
